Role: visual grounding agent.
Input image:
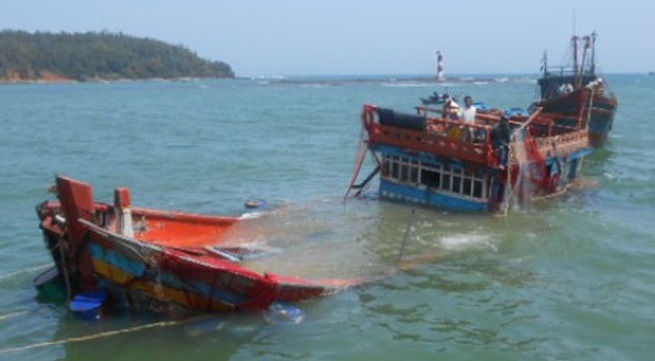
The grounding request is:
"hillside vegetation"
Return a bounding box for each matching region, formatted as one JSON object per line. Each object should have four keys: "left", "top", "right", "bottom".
{"left": 0, "top": 30, "right": 235, "bottom": 82}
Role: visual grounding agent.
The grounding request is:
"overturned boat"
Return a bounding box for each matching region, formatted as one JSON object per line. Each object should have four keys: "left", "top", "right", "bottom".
{"left": 37, "top": 176, "right": 361, "bottom": 314}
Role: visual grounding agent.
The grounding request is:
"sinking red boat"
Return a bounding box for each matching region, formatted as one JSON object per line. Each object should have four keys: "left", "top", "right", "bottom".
{"left": 37, "top": 176, "right": 362, "bottom": 314}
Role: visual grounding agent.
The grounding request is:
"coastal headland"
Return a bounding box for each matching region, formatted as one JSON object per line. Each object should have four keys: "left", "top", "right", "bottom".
{"left": 0, "top": 30, "right": 234, "bottom": 83}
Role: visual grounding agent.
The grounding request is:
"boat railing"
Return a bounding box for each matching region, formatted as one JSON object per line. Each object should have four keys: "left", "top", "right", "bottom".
{"left": 542, "top": 66, "right": 596, "bottom": 78}
{"left": 543, "top": 67, "right": 577, "bottom": 77}
{"left": 416, "top": 105, "right": 505, "bottom": 119}
{"left": 363, "top": 104, "right": 591, "bottom": 167}
{"left": 363, "top": 104, "right": 496, "bottom": 166}
{"left": 416, "top": 105, "right": 442, "bottom": 117}
{"left": 509, "top": 111, "right": 590, "bottom": 156}
{"left": 522, "top": 112, "right": 588, "bottom": 136}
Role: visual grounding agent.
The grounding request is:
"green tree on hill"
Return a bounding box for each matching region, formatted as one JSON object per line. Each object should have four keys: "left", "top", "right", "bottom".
{"left": 0, "top": 30, "right": 235, "bottom": 81}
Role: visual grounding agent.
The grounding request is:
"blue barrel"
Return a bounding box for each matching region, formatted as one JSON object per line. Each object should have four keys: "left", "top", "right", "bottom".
{"left": 69, "top": 291, "right": 108, "bottom": 320}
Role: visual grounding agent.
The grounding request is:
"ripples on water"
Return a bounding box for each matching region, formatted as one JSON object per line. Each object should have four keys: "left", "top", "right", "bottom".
{"left": 0, "top": 75, "right": 653, "bottom": 360}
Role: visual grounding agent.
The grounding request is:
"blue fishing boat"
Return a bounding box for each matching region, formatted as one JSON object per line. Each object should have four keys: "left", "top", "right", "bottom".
{"left": 345, "top": 101, "right": 593, "bottom": 212}
{"left": 420, "top": 91, "right": 452, "bottom": 105}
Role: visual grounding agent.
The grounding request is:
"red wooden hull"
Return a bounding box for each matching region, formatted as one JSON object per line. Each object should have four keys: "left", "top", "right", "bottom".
{"left": 37, "top": 176, "right": 363, "bottom": 313}
{"left": 538, "top": 89, "right": 618, "bottom": 147}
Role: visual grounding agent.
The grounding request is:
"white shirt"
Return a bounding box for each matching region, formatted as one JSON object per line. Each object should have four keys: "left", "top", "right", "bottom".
{"left": 461, "top": 105, "right": 477, "bottom": 123}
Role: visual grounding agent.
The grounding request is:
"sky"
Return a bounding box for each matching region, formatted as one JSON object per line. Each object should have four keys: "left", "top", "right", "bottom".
{"left": 1, "top": 0, "right": 652, "bottom": 77}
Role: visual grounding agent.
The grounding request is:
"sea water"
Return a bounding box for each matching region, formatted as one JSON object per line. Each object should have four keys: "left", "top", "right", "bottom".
{"left": 0, "top": 74, "right": 654, "bottom": 361}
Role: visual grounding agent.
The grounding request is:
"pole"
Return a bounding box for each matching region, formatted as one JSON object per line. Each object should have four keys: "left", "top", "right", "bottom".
{"left": 397, "top": 208, "right": 416, "bottom": 262}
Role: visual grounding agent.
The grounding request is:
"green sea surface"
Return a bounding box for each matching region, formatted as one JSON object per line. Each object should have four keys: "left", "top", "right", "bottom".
{"left": 0, "top": 74, "right": 653, "bottom": 361}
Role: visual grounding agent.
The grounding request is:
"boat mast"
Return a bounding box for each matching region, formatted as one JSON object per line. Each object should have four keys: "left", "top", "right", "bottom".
{"left": 590, "top": 31, "right": 596, "bottom": 74}
{"left": 578, "top": 35, "right": 589, "bottom": 87}
{"left": 572, "top": 35, "right": 579, "bottom": 79}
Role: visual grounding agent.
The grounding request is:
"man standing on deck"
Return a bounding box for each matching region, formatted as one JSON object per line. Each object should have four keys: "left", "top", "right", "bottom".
{"left": 442, "top": 95, "right": 460, "bottom": 120}
{"left": 461, "top": 96, "right": 477, "bottom": 123}
{"left": 491, "top": 116, "right": 511, "bottom": 169}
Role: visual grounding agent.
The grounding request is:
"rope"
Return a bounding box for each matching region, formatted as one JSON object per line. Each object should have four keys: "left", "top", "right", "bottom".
{"left": 0, "top": 310, "right": 30, "bottom": 322}
{"left": 516, "top": 107, "right": 542, "bottom": 132}
{"left": 343, "top": 133, "right": 369, "bottom": 202}
{"left": 0, "top": 263, "right": 51, "bottom": 282}
{"left": 0, "top": 319, "right": 185, "bottom": 355}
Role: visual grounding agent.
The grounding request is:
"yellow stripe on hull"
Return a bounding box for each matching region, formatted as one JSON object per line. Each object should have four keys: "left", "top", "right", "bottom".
{"left": 92, "top": 258, "right": 235, "bottom": 312}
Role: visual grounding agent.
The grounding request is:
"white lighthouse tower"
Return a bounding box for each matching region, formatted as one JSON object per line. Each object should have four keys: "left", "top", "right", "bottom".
{"left": 436, "top": 51, "right": 445, "bottom": 82}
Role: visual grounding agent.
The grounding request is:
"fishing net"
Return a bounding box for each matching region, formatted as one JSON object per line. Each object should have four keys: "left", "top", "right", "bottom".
{"left": 508, "top": 127, "right": 548, "bottom": 207}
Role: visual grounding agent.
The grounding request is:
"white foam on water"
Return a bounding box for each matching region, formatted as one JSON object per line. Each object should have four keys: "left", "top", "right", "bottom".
{"left": 239, "top": 211, "right": 265, "bottom": 220}
{"left": 439, "top": 232, "right": 497, "bottom": 252}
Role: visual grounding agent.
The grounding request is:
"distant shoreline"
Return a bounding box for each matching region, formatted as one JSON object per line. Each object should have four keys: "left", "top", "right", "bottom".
{"left": 2, "top": 72, "right": 644, "bottom": 86}
{"left": 0, "top": 70, "right": 75, "bottom": 84}
{"left": 0, "top": 75, "right": 230, "bottom": 85}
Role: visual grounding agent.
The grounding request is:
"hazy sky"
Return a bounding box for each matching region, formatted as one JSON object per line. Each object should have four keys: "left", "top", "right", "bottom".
{"left": 2, "top": 0, "right": 651, "bottom": 76}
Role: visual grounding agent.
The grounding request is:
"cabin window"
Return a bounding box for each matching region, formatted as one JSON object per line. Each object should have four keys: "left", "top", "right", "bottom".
{"left": 400, "top": 164, "right": 408, "bottom": 182}
{"left": 391, "top": 157, "right": 400, "bottom": 179}
{"left": 382, "top": 154, "right": 488, "bottom": 200}
{"left": 452, "top": 175, "right": 461, "bottom": 193}
{"left": 382, "top": 158, "right": 390, "bottom": 177}
{"left": 421, "top": 168, "right": 440, "bottom": 188}
{"left": 400, "top": 158, "right": 409, "bottom": 182}
{"left": 410, "top": 160, "right": 419, "bottom": 184}
{"left": 473, "top": 180, "right": 483, "bottom": 198}
{"left": 463, "top": 177, "right": 472, "bottom": 196}
{"left": 382, "top": 155, "right": 420, "bottom": 185}
{"left": 442, "top": 172, "right": 451, "bottom": 191}
{"left": 418, "top": 161, "right": 488, "bottom": 199}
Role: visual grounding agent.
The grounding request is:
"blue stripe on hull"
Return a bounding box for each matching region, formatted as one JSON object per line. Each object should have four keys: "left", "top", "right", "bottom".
{"left": 89, "top": 243, "right": 145, "bottom": 276}
{"left": 380, "top": 180, "right": 489, "bottom": 212}
{"left": 88, "top": 243, "right": 245, "bottom": 305}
